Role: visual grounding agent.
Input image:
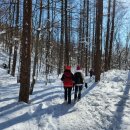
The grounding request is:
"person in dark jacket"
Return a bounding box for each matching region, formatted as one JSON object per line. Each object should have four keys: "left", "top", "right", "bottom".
{"left": 61, "top": 66, "right": 74, "bottom": 104}
{"left": 3, "top": 63, "right": 7, "bottom": 69}
{"left": 89, "top": 68, "right": 94, "bottom": 78}
{"left": 74, "top": 66, "right": 84, "bottom": 102}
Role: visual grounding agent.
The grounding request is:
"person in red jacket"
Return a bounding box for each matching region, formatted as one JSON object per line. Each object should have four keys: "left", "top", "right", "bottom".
{"left": 61, "top": 66, "right": 74, "bottom": 104}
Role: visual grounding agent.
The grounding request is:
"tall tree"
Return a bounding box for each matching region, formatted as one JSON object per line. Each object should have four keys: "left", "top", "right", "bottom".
{"left": 124, "top": 32, "right": 130, "bottom": 70}
{"left": 64, "top": 0, "right": 69, "bottom": 65}
{"left": 94, "top": 0, "right": 103, "bottom": 82}
{"left": 45, "top": 0, "right": 51, "bottom": 81}
{"left": 11, "top": 0, "right": 19, "bottom": 76}
{"left": 85, "top": 0, "right": 89, "bottom": 76}
{"left": 19, "top": 0, "right": 32, "bottom": 103}
{"left": 8, "top": 0, "right": 14, "bottom": 74}
{"left": 30, "top": 0, "right": 42, "bottom": 95}
{"left": 78, "top": 4, "right": 82, "bottom": 66}
{"left": 92, "top": 0, "right": 96, "bottom": 70}
{"left": 58, "top": 0, "right": 64, "bottom": 75}
{"left": 108, "top": 0, "right": 116, "bottom": 69}
{"left": 104, "top": 0, "right": 111, "bottom": 71}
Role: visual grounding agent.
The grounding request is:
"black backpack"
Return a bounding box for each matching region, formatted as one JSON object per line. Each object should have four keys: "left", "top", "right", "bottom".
{"left": 74, "top": 72, "right": 83, "bottom": 84}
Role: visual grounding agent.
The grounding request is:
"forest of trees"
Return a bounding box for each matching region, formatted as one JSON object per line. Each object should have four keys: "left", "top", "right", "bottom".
{"left": 0, "top": 0, "right": 130, "bottom": 102}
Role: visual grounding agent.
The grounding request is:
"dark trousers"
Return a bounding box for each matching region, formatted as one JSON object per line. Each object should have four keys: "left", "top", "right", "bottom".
{"left": 64, "top": 87, "right": 72, "bottom": 104}
{"left": 74, "top": 85, "right": 83, "bottom": 100}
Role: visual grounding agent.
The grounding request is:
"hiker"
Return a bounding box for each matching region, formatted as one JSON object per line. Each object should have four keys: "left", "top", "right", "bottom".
{"left": 61, "top": 66, "right": 74, "bottom": 104}
{"left": 74, "top": 65, "right": 84, "bottom": 102}
{"left": 2, "top": 63, "right": 7, "bottom": 69}
{"left": 89, "top": 68, "right": 94, "bottom": 78}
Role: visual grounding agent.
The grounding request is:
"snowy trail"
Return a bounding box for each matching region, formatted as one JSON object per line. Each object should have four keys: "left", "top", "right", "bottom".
{"left": 52, "top": 71, "right": 130, "bottom": 130}
{"left": 0, "top": 69, "right": 130, "bottom": 130}
{"left": 107, "top": 71, "right": 130, "bottom": 130}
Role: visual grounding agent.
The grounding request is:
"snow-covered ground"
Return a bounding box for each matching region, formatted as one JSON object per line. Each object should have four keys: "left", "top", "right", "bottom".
{"left": 0, "top": 63, "right": 130, "bottom": 129}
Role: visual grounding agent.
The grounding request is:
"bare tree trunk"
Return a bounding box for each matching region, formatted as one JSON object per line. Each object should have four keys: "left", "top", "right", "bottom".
{"left": 58, "top": 0, "right": 64, "bottom": 75}
{"left": 8, "top": 0, "right": 14, "bottom": 74}
{"left": 30, "top": 0, "right": 42, "bottom": 95}
{"left": 125, "top": 33, "right": 129, "bottom": 70}
{"left": 85, "top": 0, "right": 89, "bottom": 76}
{"left": 92, "top": 0, "right": 96, "bottom": 70}
{"left": 104, "top": 0, "right": 111, "bottom": 71}
{"left": 45, "top": 0, "right": 51, "bottom": 84}
{"left": 64, "top": 0, "right": 69, "bottom": 65}
{"left": 19, "top": 0, "right": 32, "bottom": 103}
{"left": 108, "top": 0, "right": 116, "bottom": 69}
{"left": 11, "top": 0, "right": 19, "bottom": 76}
{"left": 78, "top": 6, "right": 82, "bottom": 66}
{"left": 81, "top": 1, "right": 85, "bottom": 69}
{"left": 95, "top": 0, "right": 103, "bottom": 82}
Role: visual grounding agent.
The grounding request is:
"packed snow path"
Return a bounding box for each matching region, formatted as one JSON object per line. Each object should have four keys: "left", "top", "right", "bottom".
{"left": 0, "top": 68, "right": 130, "bottom": 130}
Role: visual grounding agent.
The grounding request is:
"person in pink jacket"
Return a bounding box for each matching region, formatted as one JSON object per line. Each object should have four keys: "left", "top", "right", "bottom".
{"left": 74, "top": 66, "right": 84, "bottom": 102}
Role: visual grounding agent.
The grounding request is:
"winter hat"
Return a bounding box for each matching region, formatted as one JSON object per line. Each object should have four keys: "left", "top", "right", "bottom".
{"left": 77, "top": 65, "right": 81, "bottom": 70}
{"left": 65, "top": 66, "right": 71, "bottom": 70}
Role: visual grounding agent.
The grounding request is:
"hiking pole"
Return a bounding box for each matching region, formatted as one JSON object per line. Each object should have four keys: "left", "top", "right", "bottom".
{"left": 60, "top": 81, "right": 64, "bottom": 98}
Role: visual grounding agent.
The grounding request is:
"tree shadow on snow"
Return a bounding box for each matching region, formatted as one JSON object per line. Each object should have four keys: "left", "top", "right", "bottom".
{"left": 33, "top": 85, "right": 62, "bottom": 95}
{"left": 0, "top": 102, "right": 29, "bottom": 117}
{"left": 0, "top": 80, "right": 74, "bottom": 129}
{"left": 0, "top": 89, "right": 62, "bottom": 117}
{"left": 0, "top": 101, "right": 75, "bottom": 130}
{"left": 0, "top": 85, "right": 64, "bottom": 119}
{"left": 30, "top": 90, "right": 62, "bottom": 103}
{"left": 108, "top": 71, "right": 130, "bottom": 130}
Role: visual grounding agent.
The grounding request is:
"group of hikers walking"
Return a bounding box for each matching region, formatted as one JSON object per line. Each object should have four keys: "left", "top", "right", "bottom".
{"left": 61, "top": 65, "right": 94, "bottom": 104}
{"left": 61, "top": 65, "right": 93, "bottom": 104}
